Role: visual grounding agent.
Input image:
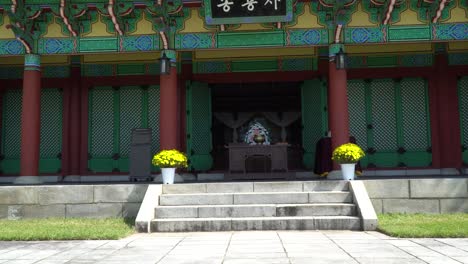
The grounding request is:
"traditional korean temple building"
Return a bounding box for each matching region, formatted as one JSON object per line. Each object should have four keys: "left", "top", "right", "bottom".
{"left": 0, "top": 0, "right": 467, "bottom": 183}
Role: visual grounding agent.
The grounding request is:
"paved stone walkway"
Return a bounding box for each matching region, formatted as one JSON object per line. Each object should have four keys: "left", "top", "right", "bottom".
{"left": 0, "top": 231, "right": 467, "bottom": 264}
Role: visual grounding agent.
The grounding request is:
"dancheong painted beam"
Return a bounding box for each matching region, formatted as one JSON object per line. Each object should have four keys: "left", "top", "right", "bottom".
{"left": 0, "top": 1, "right": 467, "bottom": 55}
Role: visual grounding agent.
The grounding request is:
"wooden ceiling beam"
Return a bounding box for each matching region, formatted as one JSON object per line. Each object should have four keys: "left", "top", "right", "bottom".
{"left": 383, "top": 0, "right": 397, "bottom": 25}
{"left": 432, "top": 0, "right": 448, "bottom": 23}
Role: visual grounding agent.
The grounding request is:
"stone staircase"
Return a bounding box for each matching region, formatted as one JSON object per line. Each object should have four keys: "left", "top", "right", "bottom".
{"left": 149, "top": 181, "right": 367, "bottom": 232}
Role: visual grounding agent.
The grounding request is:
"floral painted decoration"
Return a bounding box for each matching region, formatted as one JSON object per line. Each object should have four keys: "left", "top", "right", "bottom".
{"left": 152, "top": 149, "right": 188, "bottom": 168}
{"left": 244, "top": 121, "right": 271, "bottom": 145}
{"left": 332, "top": 143, "right": 365, "bottom": 164}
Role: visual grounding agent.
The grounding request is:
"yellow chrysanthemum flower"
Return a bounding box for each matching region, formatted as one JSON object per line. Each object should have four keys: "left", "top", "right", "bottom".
{"left": 152, "top": 149, "right": 188, "bottom": 168}
{"left": 332, "top": 143, "right": 365, "bottom": 164}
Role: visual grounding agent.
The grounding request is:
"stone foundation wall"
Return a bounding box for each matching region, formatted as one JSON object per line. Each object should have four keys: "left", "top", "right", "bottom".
{"left": 0, "top": 179, "right": 467, "bottom": 219}
{"left": 0, "top": 184, "right": 148, "bottom": 219}
{"left": 364, "top": 179, "right": 468, "bottom": 214}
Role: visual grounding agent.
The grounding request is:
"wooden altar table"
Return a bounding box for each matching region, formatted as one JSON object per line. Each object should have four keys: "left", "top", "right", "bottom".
{"left": 226, "top": 144, "right": 289, "bottom": 178}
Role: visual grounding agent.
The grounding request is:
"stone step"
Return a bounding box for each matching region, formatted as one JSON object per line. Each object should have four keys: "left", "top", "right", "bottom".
{"left": 159, "top": 191, "right": 353, "bottom": 206}
{"left": 162, "top": 181, "right": 349, "bottom": 194}
{"left": 155, "top": 203, "right": 357, "bottom": 218}
{"left": 150, "top": 216, "right": 361, "bottom": 232}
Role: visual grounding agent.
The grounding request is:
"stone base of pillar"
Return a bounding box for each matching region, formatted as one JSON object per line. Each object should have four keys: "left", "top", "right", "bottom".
{"left": 327, "top": 170, "right": 344, "bottom": 180}
{"left": 62, "top": 175, "right": 82, "bottom": 182}
{"left": 13, "top": 176, "right": 42, "bottom": 185}
{"left": 440, "top": 168, "right": 461, "bottom": 175}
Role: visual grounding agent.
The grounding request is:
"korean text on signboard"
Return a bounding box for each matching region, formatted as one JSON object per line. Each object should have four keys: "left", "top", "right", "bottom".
{"left": 204, "top": 0, "right": 293, "bottom": 25}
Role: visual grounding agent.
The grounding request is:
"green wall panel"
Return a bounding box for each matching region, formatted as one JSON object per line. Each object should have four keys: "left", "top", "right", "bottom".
{"left": 400, "top": 54, "right": 433, "bottom": 67}
{"left": 1, "top": 159, "right": 20, "bottom": 175}
{"left": 400, "top": 152, "right": 432, "bottom": 167}
{"left": 449, "top": 53, "right": 468, "bottom": 66}
{"left": 194, "top": 61, "right": 228, "bottom": 74}
{"left": 117, "top": 64, "right": 146, "bottom": 76}
{"left": 348, "top": 54, "right": 433, "bottom": 69}
{"left": 371, "top": 152, "right": 399, "bottom": 167}
{"left": 217, "top": 31, "right": 284, "bottom": 48}
{"left": 301, "top": 79, "right": 328, "bottom": 170}
{"left": 282, "top": 58, "right": 316, "bottom": 71}
{"left": 0, "top": 67, "right": 22, "bottom": 79}
{"left": 231, "top": 60, "right": 278, "bottom": 72}
{"left": 388, "top": 26, "right": 431, "bottom": 41}
{"left": 83, "top": 64, "right": 114, "bottom": 77}
{"left": 194, "top": 58, "right": 316, "bottom": 74}
{"left": 186, "top": 81, "right": 213, "bottom": 171}
{"left": 366, "top": 56, "right": 398, "bottom": 68}
{"left": 42, "top": 66, "right": 70, "bottom": 78}
{"left": 79, "top": 38, "right": 118, "bottom": 53}
{"left": 83, "top": 63, "right": 161, "bottom": 77}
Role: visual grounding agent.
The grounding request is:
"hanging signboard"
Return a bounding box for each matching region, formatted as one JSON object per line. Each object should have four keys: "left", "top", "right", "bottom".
{"left": 204, "top": 0, "right": 293, "bottom": 25}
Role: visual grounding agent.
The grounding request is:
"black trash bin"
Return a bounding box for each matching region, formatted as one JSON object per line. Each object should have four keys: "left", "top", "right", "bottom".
{"left": 129, "top": 128, "right": 153, "bottom": 182}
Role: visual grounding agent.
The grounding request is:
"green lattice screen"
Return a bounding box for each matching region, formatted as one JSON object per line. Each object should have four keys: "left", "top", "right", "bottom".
{"left": 458, "top": 77, "right": 468, "bottom": 165}
{"left": 1, "top": 89, "right": 22, "bottom": 174}
{"left": 0, "top": 88, "right": 63, "bottom": 174}
{"left": 88, "top": 85, "right": 160, "bottom": 173}
{"left": 186, "top": 81, "right": 213, "bottom": 171}
{"left": 370, "top": 79, "right": 399, "bottom": 167}
{"left": 301, "top": 79, "right": 328, "bottom": 169}
{"left": 347, "top": 78, "right": 431, "bottom": 168}
{"left": 347, "top": 80, "right": 369, "bottom": 167}
{"left": 39, "top": 88, "right": 63, "bottom": 173}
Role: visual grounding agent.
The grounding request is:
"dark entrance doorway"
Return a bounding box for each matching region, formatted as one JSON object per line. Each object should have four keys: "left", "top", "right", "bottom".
{"left": 210, "top": 82, "right": 304, "bottom": 172}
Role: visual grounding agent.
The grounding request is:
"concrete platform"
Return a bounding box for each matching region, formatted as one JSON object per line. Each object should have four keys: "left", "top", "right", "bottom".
{"left": 0, "top": 231, "right": 467, "bottom": 264}
{"left": 139, "top": 181, "right": 378, "bottom": 232}
{"left": 154, "top": 203, "right": 357, "bottom": 218}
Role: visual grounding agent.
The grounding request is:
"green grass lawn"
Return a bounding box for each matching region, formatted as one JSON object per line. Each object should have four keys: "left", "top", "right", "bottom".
{"left": 378, "top": 213, "right": 468, "bottom": 238}
{"left": 0, "top": 218, "right": 135, "bottom": 241}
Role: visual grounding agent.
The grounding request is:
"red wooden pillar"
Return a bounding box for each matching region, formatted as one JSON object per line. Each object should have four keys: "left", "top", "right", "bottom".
{"left": 69, "top": 58, "right": 82, "bottom": 176}
{"left": 18, "top": 54, "right": 42, "bottom": 183}
{"left": 428, "top": 73, "right": 441, "bottom": 168}
{"left": 328, "top": 54, "right": 350, "bottom": 170}
{"left": 431, "top": 54, "right": 462, "bottom": 169}
{"left": 159, "top": 51, "right": 179, "bottom": 150}
{"left": 79, "top": 81, "right": 89, "bottom": 176}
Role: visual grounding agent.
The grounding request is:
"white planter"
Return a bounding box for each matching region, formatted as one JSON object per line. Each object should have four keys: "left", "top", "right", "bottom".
{"left": 340, "top": 163, "right": 356, "bottom": 181}
{"left": 161, "top": 168, "right": 176, "bottom": 184}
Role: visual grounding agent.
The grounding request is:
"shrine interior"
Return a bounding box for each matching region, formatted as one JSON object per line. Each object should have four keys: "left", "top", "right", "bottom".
{"left": 211, "top": 82, "right": 304, "bottom": 172}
